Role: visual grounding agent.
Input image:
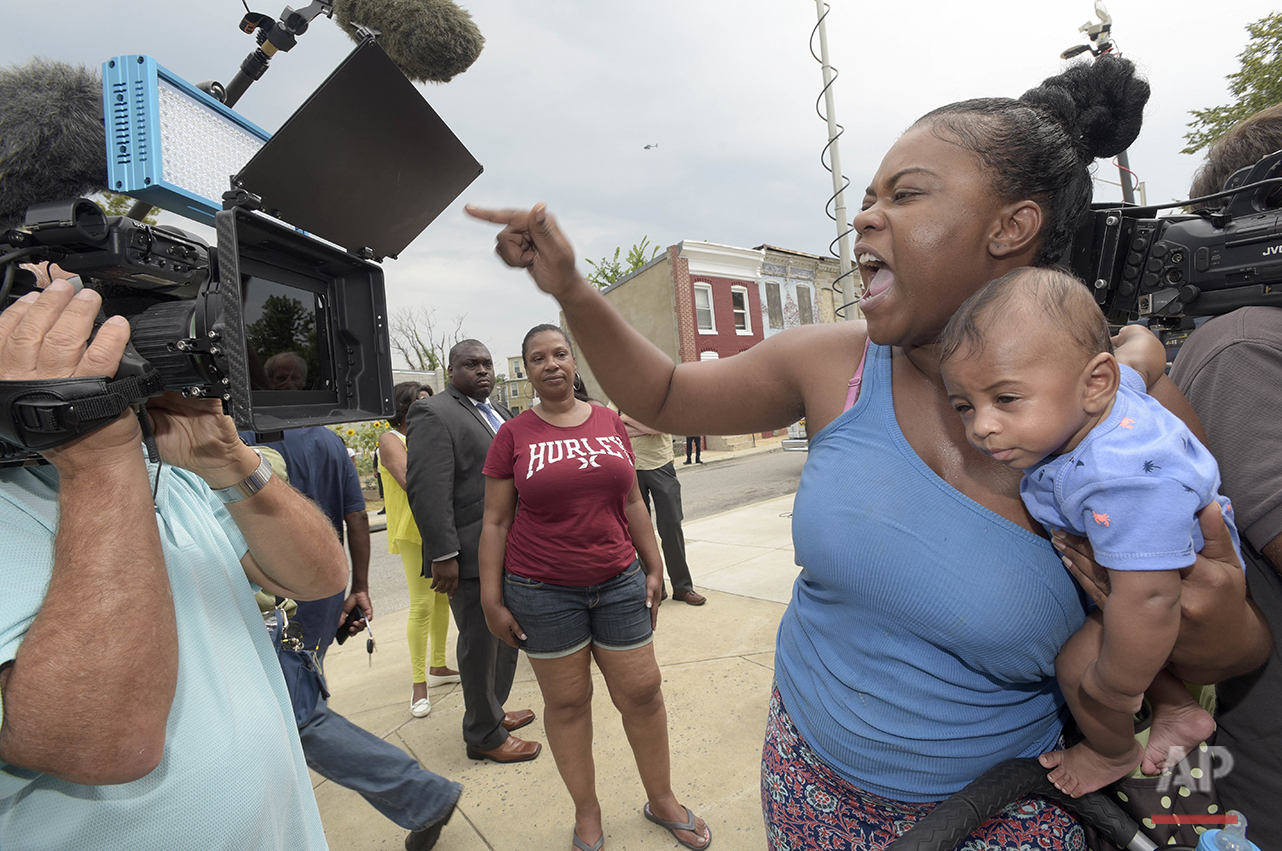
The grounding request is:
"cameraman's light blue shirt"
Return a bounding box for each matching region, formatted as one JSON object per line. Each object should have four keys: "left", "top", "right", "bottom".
{"left": 0, "top": 461, "right": 328, "bottom": 850}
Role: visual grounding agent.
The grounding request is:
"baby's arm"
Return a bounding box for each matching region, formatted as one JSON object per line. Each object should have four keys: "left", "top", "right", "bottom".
{"left": 1112, "top": 325, "right": 1166, "bottom": 389}
{"left": 1083, "top": 568, "right": 1182, "bottom": 713}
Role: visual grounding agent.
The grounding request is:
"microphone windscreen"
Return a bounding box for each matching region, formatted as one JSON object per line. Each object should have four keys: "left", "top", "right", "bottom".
{"left": 0, "top": 59, "right": 108, "bottom": 230}
{"left": 332, "top": 0, "right": 484, "bottom": 83}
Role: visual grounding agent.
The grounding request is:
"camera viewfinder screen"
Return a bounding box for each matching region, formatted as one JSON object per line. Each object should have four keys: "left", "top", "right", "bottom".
{"left": 242, "top": 275, "right": 334, "bottom": 401}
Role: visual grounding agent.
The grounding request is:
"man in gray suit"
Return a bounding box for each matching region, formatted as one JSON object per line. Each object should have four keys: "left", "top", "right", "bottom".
{"left": 405, "top": 340, "right": 541, "bottom": 763}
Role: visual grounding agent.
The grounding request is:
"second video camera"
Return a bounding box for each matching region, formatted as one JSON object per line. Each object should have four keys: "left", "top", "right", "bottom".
{"left": 1067, "top": 149, "right": 1282, "bottom": 327}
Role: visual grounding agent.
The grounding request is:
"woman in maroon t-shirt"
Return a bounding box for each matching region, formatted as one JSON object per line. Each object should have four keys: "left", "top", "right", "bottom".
{"left": 480, "top": 325, "right": 711, "bottom": 851}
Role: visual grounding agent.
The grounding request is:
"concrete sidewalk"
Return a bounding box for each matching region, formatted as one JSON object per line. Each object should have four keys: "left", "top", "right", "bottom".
{"left": 316, "top": 492, "right": 800, "bottom": 850}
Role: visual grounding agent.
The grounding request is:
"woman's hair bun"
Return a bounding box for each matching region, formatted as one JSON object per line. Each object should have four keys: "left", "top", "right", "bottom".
{"left": 1020, "top": 55, "right": 1150, "bottom": 160}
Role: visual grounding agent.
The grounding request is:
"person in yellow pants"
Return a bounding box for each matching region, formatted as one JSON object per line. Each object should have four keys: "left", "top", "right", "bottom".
{"left": 379, "top": 382, "right": 460, "bottom": 717}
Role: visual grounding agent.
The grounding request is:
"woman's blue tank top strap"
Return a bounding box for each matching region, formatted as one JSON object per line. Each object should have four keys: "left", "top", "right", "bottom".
{"left": 777, "top": 343, "right": 1085, "bottom": 802}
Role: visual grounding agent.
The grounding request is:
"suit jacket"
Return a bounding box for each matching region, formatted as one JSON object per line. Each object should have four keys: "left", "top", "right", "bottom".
{"left": 404, "top": 385, "right": 512, "bottom": 579}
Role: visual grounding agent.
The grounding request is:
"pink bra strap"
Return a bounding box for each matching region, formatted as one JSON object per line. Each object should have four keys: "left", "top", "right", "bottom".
{"left": 843, "top": 336, "right": 873, "bottom": 413}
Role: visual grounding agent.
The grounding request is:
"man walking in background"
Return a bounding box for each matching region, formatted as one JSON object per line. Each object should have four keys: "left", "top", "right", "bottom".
{"left": 622, "top": 415, "right": 706, "bottom": 606}
{"left": 405, "top": 340, "right": 541, "bottom": 763}
{"left": 245, "top": 426, "right": 461, "bottom": 850}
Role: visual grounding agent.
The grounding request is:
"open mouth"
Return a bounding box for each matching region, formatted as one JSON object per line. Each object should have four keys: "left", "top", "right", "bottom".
{"left": 856, "top": 252, "right": 894, "bottom": 301}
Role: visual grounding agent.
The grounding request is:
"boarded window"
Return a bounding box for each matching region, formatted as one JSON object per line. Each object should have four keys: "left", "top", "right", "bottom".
{"left": 765, "top": 282, "right": 784, "bottom": 328}
{"left": 797, "top": 285, "right": 814, "bottom": 325}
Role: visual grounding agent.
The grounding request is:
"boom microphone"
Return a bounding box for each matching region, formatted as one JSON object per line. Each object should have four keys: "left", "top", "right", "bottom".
{"left": 0, "top": 60, "right": 107, "bottom": 230}
{"left": 331, "top": 0, "right": 484, "bottom": 83}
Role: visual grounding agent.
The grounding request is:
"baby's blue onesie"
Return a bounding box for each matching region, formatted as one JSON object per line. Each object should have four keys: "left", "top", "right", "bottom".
{"left": 1022, "top": 366, "right": 1242, "bottom": 571}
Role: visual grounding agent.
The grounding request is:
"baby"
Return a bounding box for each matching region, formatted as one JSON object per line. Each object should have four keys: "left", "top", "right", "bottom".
{"left": 938, "top": 266, "right": 1238, "bottom": 797}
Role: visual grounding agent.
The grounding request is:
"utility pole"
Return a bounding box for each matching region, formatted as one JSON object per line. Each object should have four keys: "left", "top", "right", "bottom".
{"left": 812, "top": 1, "right": 858, "bottom": 319}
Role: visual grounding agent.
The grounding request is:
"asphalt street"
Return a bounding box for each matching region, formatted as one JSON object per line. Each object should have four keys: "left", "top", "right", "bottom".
{"left": 360, "top": 448, "right": 807, "bottom": 618}
{"left": 674, "top": 447, "right": 806, "bottom": 521}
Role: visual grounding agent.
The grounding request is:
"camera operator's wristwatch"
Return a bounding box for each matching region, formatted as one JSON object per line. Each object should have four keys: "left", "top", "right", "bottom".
{"left": 213, "top": 448, "right": 273, "bottom": 504}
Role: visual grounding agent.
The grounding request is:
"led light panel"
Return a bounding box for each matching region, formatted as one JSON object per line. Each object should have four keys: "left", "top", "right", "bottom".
{"left": 102, "top": 55, "right": 270, "bottom": 222}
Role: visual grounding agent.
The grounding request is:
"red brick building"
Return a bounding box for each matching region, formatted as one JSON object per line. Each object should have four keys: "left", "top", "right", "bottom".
{"left": 569, "top": 239, "right": 842, "bottom": 450}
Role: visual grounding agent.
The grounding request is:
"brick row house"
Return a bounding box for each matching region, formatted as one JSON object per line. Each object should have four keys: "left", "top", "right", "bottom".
{"left": 569, "top": 239, "right": 857, "bottom": 450}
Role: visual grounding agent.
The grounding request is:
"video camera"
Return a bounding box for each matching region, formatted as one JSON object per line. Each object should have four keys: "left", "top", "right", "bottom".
{"left": 1066, "top": 149, "right": 1282, "bottom": 332}
{"left": 0, "top": 31, "right": 482, "bottom": 465}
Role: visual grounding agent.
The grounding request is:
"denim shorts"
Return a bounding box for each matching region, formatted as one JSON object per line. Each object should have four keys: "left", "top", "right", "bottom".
{"left": 502, "top": 559, "right": 654, "bottom": 659}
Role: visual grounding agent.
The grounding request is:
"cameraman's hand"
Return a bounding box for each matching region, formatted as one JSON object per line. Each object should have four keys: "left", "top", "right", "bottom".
{"left": 145, "top": 392, "right": 260, "bottom": 488}
{"left": 0, "top": 281, "right": 141, "bottom": 474}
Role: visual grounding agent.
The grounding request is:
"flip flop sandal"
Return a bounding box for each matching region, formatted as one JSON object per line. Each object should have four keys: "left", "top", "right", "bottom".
{"left": 642, "top": 803, "right": 712, "bottom": 850}
{"left": 571, "top": 831, "right": 603, "bottom": 851}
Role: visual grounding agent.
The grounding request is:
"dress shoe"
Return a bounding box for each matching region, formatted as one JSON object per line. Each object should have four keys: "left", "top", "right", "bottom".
{"left": 502, "top": 708, "right": 536, "bottom": 732}
{"left": 672, "top": 590, "right": 707, "bottom": 606}
{"left": 466, "top": 735, "right": 542, "bottom": 763}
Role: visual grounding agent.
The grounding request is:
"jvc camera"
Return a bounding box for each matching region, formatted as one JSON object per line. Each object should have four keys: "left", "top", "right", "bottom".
{"left": 1067, "top": 149, "right": 1282, "bottom": 330}
{"left": 1, "top": 195, "right": 387, "bottom": 448}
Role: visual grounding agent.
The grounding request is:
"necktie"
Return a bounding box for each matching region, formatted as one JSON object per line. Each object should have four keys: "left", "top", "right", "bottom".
{"left": 476, "top": 402, "right": 502, "bottom": 432}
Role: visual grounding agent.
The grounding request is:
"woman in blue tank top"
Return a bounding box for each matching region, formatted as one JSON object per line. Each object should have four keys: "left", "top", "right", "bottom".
{"left": 467, "top": 56, "right": 1271, "bottom": 851}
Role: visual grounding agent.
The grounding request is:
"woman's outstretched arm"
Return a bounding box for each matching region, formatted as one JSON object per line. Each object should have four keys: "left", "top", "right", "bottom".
{"left": 466, "top": 203, "right": 861, "bottom": 437}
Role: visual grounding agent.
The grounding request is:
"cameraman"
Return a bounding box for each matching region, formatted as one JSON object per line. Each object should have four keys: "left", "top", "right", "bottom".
{"left": 0, "top": 277, "right": 348, "bottom": 847}
{"left": 1169, "top": 103, "right": 1282, "bottom": 848}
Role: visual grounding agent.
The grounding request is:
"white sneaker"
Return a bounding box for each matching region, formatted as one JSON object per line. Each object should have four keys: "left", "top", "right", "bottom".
{"left": 410, "top": 697, "right": 432, "bottom": 718}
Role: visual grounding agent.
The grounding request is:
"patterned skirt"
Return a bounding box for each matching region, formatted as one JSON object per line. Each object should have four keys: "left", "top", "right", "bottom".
{"left": 761, "top": 686, "right": 1087, "bottom": 851}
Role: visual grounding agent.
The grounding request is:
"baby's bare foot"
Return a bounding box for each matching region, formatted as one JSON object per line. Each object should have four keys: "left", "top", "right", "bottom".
{"left": 1039, "top": 740, "right": 1142, "bottom": 798}
{"left": 1143, "top": 702, "right": 1215, "bottom": 775}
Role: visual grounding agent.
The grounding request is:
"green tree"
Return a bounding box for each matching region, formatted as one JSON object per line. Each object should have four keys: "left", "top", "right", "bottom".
{"left": 1183, "top": 12, "right": 1282, "bottom": 154}
{"left": 585, "top": 236, "right": 662, "bottom": 290}
{"left": 94, "top": 191, "right": 160, "bottom": 225}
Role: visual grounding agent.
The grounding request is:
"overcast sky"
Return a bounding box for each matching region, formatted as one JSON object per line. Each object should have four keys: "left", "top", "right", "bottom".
{"left": 3, "top": 0, "right": 1276, "bottom": 370}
